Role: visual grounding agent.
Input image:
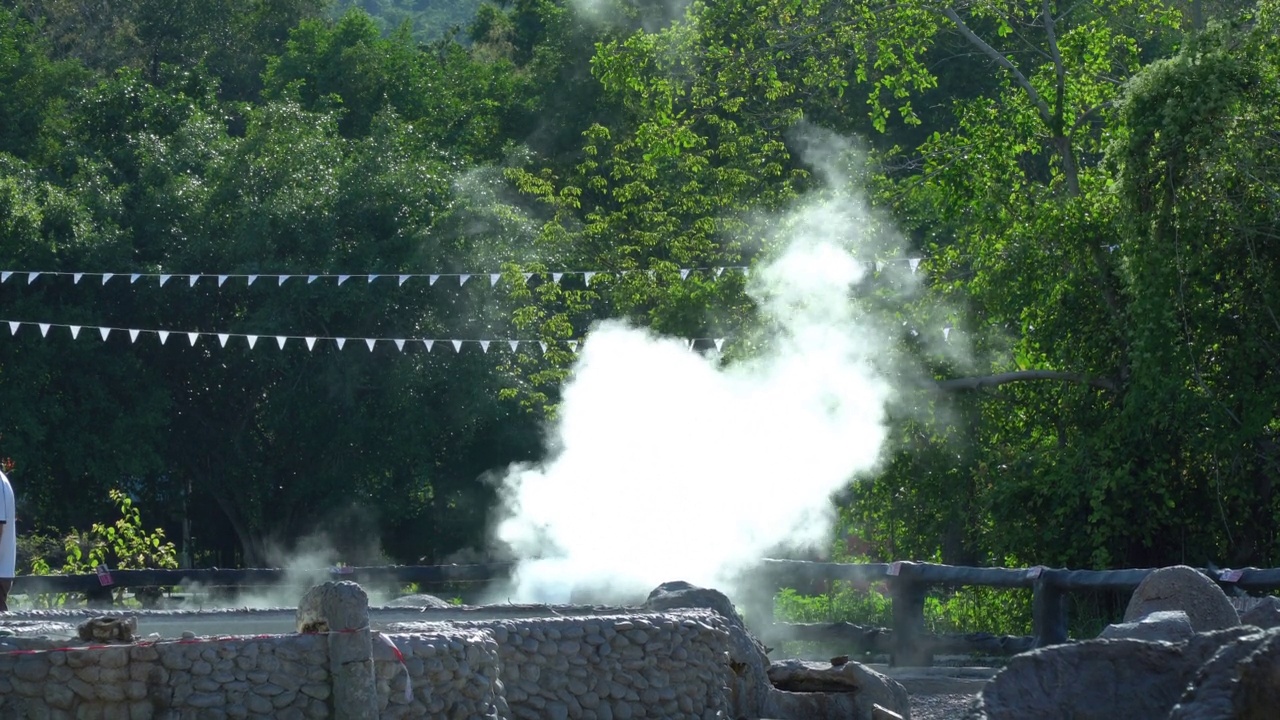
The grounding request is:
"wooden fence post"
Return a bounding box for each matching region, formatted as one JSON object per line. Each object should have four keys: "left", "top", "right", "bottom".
{"left": 1032, "top": 571, "right": 1068, "bottom": 648}
{"left": 889, "top": 563, "right": 931, "bottom": 667}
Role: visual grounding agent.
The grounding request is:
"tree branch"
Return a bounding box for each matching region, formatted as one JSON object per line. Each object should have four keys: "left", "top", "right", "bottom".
{"left": 936, "top": 370, "right": 1118, "bottom": 393}
{"left": 941, "top": 6, "right": 1054, "bottom": 128}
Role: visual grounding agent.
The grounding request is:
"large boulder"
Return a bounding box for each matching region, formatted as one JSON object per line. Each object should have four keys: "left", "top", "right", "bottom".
{"left": 644, "top": 581, "right": 772, "bottom": 718}
{"left": 385, "top": 593, "right": 453, "bottom": 609}
{"left": 767, "top": 659, "right": 912, "bottom": 720}
{"left": 1240, "top": 596, "right": 1280, "bottom": 629}
{"left": 1123, "top": 565, "right": 1239, "bottom": 631}
{"left": 1098, "top": 610, "right": 1195, "bottom": 643}
{"left": 1169, "top": 626, "right": 1280, "bottom": 719}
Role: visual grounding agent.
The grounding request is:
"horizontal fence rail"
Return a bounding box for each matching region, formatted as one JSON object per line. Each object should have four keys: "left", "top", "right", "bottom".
{"left": 12, "top": 559, "right": 1279, "bottom": 666}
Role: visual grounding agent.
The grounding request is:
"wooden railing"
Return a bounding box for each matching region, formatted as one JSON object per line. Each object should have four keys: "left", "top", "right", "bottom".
{"left": 15, "top": 559, "right": 1279, "bottom": 666}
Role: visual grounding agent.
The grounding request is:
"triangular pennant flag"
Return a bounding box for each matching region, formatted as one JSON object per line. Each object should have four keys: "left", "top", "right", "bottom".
{"left": 275, "top": 336, "right": 287, "bottom": 349}
{"left": 28, "top": 272, "right": 41, "bottom": 284}
{"left": 943, "top": 326, "right": 952, "bottom": 341}
{"left": 218, "top": 333, "right": 230, "bottom": 347}
{"left": 459, "top": 274, "right": 471, "bottom": 286}
{"left": 218, "top": 275, "right": 228, "bottom": 287}
{"left": 131, "top": 273, "right": 141, "bottom": 284}
{"left": 429, "top": 275, "right": 440, "bottom": 286}
{"left": 875, "top": 261, "right": 884, "bottom": 272}
{"left": 7, "top": 321, "right": 18, "bottom": 334}
{"left": 368, "top": 274, "right": 380, "bottom": 284}
{"left": 686, "top": 339, "right": 695, "bottom": 351}
{"left": 394, "top": 339, "right": 405, "bottom": 351}
{"left": 103, "top": 273, "right": 115, "bottom": 285}
{"left": 539, "top": 341, "right": 548, "bottom": 353}
{"left": 246, "top": 335, "right": 258, "bottom": 349}
{"left": 335, "top": 338, "right": 347, "bottom": 350}
{"left": 338, "top": 275, "right": 350, "bottom": 285}
{"left": 0, "top": 271, "right": 10, "bottom": 283}
{"left": 584, "top": 271, "right": 597, "bottom": 286}
{"left": 451, "top": 339, "right": 463, "bottom": 353}
{"left": 714, "top": 338, "right": 725, "bottom": 352}
{"left": 479, "top": 340, "right": 491, "bottom": 353}
{"left": 714, "top": 267, "right": 725, "bottom": 277}
{"left": 908, "top": 258, "right": 921, "bottom": 273}
{"left": 307, "top": 275, "right": 318, "bottom": 284}
{"left": 365, "top": 338, "right": 376, "bottom": 351}
{"left": 423, "top": 339, "right": 435, "bottom": 352}
{"left": 489, "top": 273, "right": 500, "bottom": 287}
{"left": 278, "top": 275, "right": 290, "bottom": 286}
{"left": 190, "top": 275, "right": 201, "bottom": 287}
{"left": 552, "top": 272, "right": 564, "bottom": 284}
{"left": 398, "top": 275, "right": 409, "bottom": 286}
{"left": 522, "top": 272, "right": 533, "bottom": 284}
{"left": 306, "top": 337, "right": 317, "bottom": 351}
{"left": 129, "top": 329, "right": 140, "bottom": 343}
{"left": 99, "top": 327, "right": 111, "bottom": 341}
{"left": 159, "top": 274, "right": 171, "bottom": 287}
{"left": 680, "top": 269, "right": 691, "bottom": 280}
{"left": 187, "top": 332, "right": 199, "bottom": 346}
{"left": 38, "top": 323, "right": 50, "bottom": 337}
{"left": 74, "top": 273, "right": 84, "bottom": 284}
{"left": 508, "top": 340, "right": 519, "bottom": 352}
{"left": 247, "top": 275, "right": 258, "bottom": 286}
{"left": 69, "top": 325, "right": 81, "bottom": 339}
{"left": 567, "top": 340, "right": 578, "bottom": 353}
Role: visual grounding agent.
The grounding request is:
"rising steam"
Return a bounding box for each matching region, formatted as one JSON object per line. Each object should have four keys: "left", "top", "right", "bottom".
{"left": 491, "top": 129, "right": 913, "bottom": 603}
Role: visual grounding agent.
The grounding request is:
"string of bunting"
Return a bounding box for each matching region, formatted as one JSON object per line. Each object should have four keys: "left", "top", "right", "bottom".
{"left": 0, "top": 319, "right": 731, "bottom": 354}
{"left": 0, "top": 258, "right": 926, "bottom": 289}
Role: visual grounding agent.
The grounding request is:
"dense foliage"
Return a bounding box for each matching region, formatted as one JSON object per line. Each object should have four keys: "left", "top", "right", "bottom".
{"left": 1, "top": 0, "right": 1277, "bottom": 572}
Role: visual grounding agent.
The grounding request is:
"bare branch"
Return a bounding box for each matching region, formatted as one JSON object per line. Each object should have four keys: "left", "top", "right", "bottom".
{"left": 1042, "top": 0, "right": 1066, "bottom": 127}
{"left": 941, "top": 6, "right": 1054, "bottom": 128}
{"left": 936, "top": 370, "right": 1118, "bottom": 393}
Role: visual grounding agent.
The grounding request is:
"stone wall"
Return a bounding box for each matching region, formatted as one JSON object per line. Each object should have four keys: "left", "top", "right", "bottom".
{"left": 0, "top": 610, "right": 734, "bottom": 719}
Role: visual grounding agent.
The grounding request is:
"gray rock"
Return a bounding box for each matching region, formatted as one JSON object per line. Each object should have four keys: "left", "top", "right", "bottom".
{"left": 1123, "top": 565, "right": 1239, "bottom": 631}
{"left": 767, "top": 659, "right": 911, "bottom": 720}
{"left": 384, "top": 594, "right": 453, "bottom": 609}
{"left": 1240, "top": 596, "right": 1280, "bottom": 629}
{"left": 297, "top": 581, "right": 377, "bottom": 720}
{"left": 1098, "top": 610, "right": 1194, "bottom": 643}
{"left": 1170, "top": 627, "right": 1280, "bottom": 719}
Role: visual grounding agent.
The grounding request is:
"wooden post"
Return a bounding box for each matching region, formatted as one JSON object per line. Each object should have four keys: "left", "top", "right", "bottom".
{"left": 889, "top": 563, "right": 930, "bottom": 667}
{"left": 1032, "top": 571, "right": 1068, "bottom": 647}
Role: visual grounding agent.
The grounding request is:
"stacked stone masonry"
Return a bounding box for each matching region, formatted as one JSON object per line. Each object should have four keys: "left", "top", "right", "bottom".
{"left": 0, "top": 610, "right": 735, "bottom": 719}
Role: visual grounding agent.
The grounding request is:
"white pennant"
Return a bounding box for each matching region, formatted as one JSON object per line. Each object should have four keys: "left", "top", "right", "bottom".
{"left": 275, "top": 336, "right": 287, "bottom": 349}
{"left": 74, "top": 273, "right": 84, "bottom": 284}
{"left": 398, "top": 275, "right": 409, "bottom": 286}
{"left": 680, "top": 269, "right": 691, "bottom": 280}
{"left": 539, "top": 341, "right": 548, "bottom": 353}
{"left": 714, "top": 338, "right": 725, "bottom": 352}
{"left": 247, "top": 275, "right": 258, "bottom": 286}
{"left": 338, "top": 275, "right": 350, "bottom": 285}
{"left": 246, "top": 335, "right": 259, "bottom": 349}
{"left": 451, "top": 340, "right": 463, "bottom": 353}
{"left": 159, "top": 274, "right": 171, "bottom": 287}
{"left": 7, "top": 321, "right": 18, "bottom": 334}
{"left": 278, "top": 275, "right": 291, "bottom": 286}
{"left": 714, "top": 267, "right": 725, "bottom": 277}
{"left": 99, "top": 327, "right": 111, "bottom": 341}
{"left": 306, "top": 337, "right": 318, "bottom": 351}
{"left": 368, "top": 274, "right": 380, "bottom": 284}
{"left": 218, "top": 275, "right": 228, "bottom": 287}
{"left": 307, "top": 275, "right": 318, "bottom": 284}
{"left": 0, "top": 271, "right": 10, "bottom": 283}
{"left": 38, "top": 323, "right": 50, "bottom": 337}
{"left": 686, "top": 339, "right": 695, "bottom": 351}
{"left": 875, "top": 261, "right": 884, "bottom": 273}
{"left": 130, "top": 273, "right": 141, "bottom": 284}
{"left": 568, "top": 340, "right": 578, "bottom": 353}
{"left": 69, "top": 325, "right": 81, "bottom": 339}
{"left": 479, "top": 340, "right": 491, "bottom": 353}
{"left": 584, "top": 272, "right": 597, "bottom": 286}
{"left": 365, "top": 338, "right": 376, "bottom": 351}
{"left": 218, "top": 333, "right": 230, "bottom": 347}
{"left": 423, "top": 339, "right": 434, "bottom": 352}
{"left": 188, "top": 275, "right": 199, "bottom": 287}
{"left": 943, "top": 326, "right": 952, "bottom": 341}
{"left": 129, "top": 329, "right": 140, "bottom": 343}
{"left": 489, "top": 274, "right": 501, "bottom": 287}
{"left": 394, "top": 339, "right": 405, "bottom": 351}
{"left": 429, "top": 275, "right": 440, "bottom": 286}
{"left": 459, "top": 274, "right": 471, "bottom": 286}
{"left": 522, "top": 272, "right": 533, "bottom": 284}
{"left": 508, "top": 340, "right": 519, "bottom": 352}
{"left": 103, "top": 273, "right": 114, "bottom": 285}
{"left": 909, "top": 258, "right": 921, "bottom": 273}
{"left": 28, "top": 272, "right": 41, "bottom": 284}
{"left": 187, "top": 332, "right": 199, "bottom": 346}
{"left": 335, "top": 338, "right": 347, "bottom": 350}
{"left": 552, "top": 272, "right": 564, "bottom": 284}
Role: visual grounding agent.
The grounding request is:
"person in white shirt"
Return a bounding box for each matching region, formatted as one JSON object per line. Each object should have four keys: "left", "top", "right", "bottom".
{"left": 0, "top": 470, "right": 14, "bottom": 611}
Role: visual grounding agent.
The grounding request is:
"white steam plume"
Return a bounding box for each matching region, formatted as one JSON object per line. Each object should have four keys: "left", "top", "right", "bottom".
{"left": 492, "top": 130, "right": 907, "bottom": 603}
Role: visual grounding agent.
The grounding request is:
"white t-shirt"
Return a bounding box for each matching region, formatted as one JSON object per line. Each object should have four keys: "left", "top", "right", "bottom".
{"left": 0, "top": 471, "right": 14, "bottom": 578}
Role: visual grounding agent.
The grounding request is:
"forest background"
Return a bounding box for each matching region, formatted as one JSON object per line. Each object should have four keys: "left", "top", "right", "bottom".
{"left": 1, "top": 0, "right": 1278, "bottom": 586}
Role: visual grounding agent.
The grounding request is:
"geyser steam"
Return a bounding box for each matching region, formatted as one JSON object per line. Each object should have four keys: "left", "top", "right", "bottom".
{"left": 493, "top": 132, "right": 907, "bottom": 602}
